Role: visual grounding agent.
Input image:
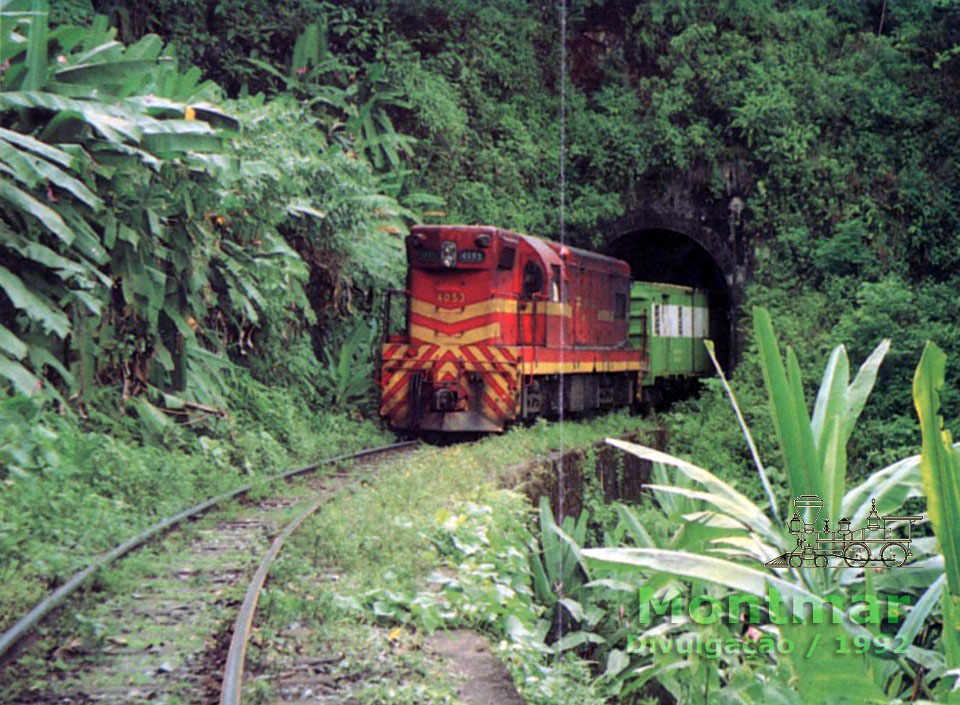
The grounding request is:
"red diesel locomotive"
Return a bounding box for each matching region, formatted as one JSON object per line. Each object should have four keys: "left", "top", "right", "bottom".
{"left": 379, "top": 224, "right": 644, "bottom": 432}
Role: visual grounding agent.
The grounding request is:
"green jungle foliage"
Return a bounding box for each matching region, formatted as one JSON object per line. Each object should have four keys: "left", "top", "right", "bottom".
{"left": 3, "top": 1, "right": 960, "bottom": 701}
{"left": 576, "top": 316, "right": 960, "bottom": 704}
{"left": 0, "top": 2, "right": 408, "bottom": 413}
{"left": 0, "top": 2, "right": 406, "bottom": 626}
{"left": 6, "top": 2, "right": 958, "bottom": 460}
{"left": 77, "top": 0, "right": 960, "bottom": 467}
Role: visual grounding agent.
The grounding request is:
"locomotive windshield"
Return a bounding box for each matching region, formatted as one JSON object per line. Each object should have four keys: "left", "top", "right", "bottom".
{"left": 522, "top": 261, "right": 543, "bottom": 299}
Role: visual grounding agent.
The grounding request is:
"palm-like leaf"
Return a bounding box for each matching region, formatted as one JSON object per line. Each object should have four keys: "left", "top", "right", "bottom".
{"left": 591, "top": 317, "right": 957, "bottom": 702}
{"left": 0, "top": 7, "right": 275, "bottom": 407}
{"left": 754, "top": 307, "right": 890, "bottom": 524}
{"left": 913, "top": 342, "right": 960, "bottom": 694}
{"left": 607, "top": 438, "right": 780, "bottom": 545}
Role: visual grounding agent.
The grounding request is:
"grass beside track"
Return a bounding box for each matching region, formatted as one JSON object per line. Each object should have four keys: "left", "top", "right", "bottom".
{"left": 245, "top": 411, "right": 658, "bottom": 705}
{"left": 0, "top": 386, "right": 394, "bottom": 636}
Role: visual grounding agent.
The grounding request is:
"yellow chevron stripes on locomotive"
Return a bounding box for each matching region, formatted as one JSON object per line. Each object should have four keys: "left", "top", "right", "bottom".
{"left": 410, "top": 297, "right": 518, "bottom": 322}
{"left": 380, "top": 370, "right": 412, "bottom": 413}
{"left": 379, "top": 343, "right": 520, "bottom": 424}
{"left": 434, "top": 360, "right": 459, "bottom": 381}
{"left": 380, "top": 343, "right": 521, "bottom": 386}
{"left": 410, "top": 322, "right": 501, "bottom": 345}
{"left": 381, "top": 345, "right": 518, "bottom": 371}
{"left": 411, "top": 298, "right": 574, "bottom": 322}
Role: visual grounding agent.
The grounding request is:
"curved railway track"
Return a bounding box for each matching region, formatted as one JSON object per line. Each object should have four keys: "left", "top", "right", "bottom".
{"left": 0, "top": 440, "right": 418, "bottom": 704}
{"left": 219, "top": 498, "right": 324, "bottom": 705}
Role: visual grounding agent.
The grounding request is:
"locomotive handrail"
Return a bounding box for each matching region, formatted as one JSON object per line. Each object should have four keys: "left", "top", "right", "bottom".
{"left": 381, "top": 288, "right": 410, "bottom": 345}
{"left": 532, "top": 291, "right": 548, "bottom": 345}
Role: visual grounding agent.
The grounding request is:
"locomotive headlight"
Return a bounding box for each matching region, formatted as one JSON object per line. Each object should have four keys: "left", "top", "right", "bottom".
{"left": 440, "top": 240, "right": 457, "bottom": 268}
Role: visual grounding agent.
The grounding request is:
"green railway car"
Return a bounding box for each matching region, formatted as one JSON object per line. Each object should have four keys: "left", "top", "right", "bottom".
{"left": 628, "top": 281, "right": 711, "bottom": 387}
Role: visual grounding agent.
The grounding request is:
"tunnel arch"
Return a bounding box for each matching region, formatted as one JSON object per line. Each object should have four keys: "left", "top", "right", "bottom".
{"left": 602, "top": 209, "right": 741, "bottom": 373}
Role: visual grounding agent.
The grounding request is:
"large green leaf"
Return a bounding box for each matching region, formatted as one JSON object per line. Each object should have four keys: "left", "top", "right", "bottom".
{"left": 290, "top": 22, "right": 321, "bottom": 75}
{"left": 122, "top": 33, "right": 164, "bottom": 61}
{"left": 842, "top": 451, "right": 925, "bottom": 527}
{"left": 912, "top": 342, "right": 960, "bottom": 683}
{"left": 1, "top": 139, "right": 101, "bottom": 209}
{"left": 1, "top": 91, "right": 144, "bottom": 143}
{"left": 913, "top": 343, "right": 960, "bottom": 594}
{"left": 0, "top": 179, "right": 75, "bottom": 244}
{"left": 22, "top": 0, "right": 46, "bottom": 91}
{"left": 0, "top": 324, "right": 27, "bottom": 359}
{"left": 0, "top": 127, "right": 75, "bottom": 167}
{"left": 0, "top": 265, "right": 69, "bottom": 337}
{"left": 0, "top": 229, "right": 86, "bottom": 279}
{"left": 753, "top": 307, "right": 821, "bottom": 503}
{"left": 53, "top": 58, "right": 170, "bottom": 85}
{"left": 896, "top": 574, "right": 945, "bottom": 647}
{"left": 0, "top": 355, "right": 39, "bottom": 395}
{"left": 70, "top": 39, "right": 123, "bottom": 65}
{"left": 607, "top": 438, "right": 779, "bottom": 543}
{"left": 810, "top": 339, "right": 890, "bottom": 525}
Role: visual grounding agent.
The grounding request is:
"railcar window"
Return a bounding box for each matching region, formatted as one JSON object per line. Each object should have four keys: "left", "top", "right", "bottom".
{"left": 498, "top": 246, "right": 516, "bottom": 269}
{"left": 522, "top": 261, "right": 544, "bottom": 299}
{"left": 614, "top": 292, "right": 627, "bottom": 319}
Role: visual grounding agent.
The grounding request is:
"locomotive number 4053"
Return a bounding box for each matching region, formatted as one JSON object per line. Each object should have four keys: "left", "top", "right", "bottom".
{"left": 436, "top": 290, "right": 466, "bottom": 305}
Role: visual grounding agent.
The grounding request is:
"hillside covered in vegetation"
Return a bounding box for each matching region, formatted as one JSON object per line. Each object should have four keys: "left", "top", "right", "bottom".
{"left": 3, "top": 1, "right": 960, "bottom": 703}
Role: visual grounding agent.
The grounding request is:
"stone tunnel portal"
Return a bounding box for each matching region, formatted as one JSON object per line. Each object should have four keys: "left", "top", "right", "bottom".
{"left": 605, "top": 227, "right": 737, "bottom": 373}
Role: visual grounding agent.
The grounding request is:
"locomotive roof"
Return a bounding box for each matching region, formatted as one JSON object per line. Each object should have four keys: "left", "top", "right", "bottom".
{"left": 411, "top": 224, "right": 630, "bottom": 275}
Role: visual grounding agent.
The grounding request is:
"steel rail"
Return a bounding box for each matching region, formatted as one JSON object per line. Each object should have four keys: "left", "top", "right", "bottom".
{"left": 0, "top": 440, "right": 417, "bottom": 664}
{"left": 219, "top": 498, "right": 325, "bottom": 705}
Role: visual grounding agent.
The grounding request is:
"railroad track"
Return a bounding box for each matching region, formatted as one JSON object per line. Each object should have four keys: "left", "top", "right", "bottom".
{"left": 0, "top": 441, "right": 417, "bottom": 704}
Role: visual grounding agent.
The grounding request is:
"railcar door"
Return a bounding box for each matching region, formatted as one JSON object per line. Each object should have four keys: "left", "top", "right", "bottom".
{"left": 519, "top": 259, "right": 546, "bottom": 346}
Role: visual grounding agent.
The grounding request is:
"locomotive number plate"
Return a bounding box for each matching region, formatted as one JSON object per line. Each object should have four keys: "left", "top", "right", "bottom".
{"left": 437, "top": 291, "right": 466, "bottom": 305}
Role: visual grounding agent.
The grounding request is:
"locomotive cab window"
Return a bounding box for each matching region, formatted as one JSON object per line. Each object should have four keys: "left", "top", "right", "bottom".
{"left": 522, "top": 261, "right": 544, "bottom": 299}
{"left": 614, "top": 292, "right": 627, "bottom": 320}
{"left": 498, "top": 246, "right": 516, "bottom": 269}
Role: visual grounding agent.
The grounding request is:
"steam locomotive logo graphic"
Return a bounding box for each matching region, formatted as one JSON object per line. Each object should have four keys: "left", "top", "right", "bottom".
{"left": 764, "top": 495, "right": 923, "bottom": 569}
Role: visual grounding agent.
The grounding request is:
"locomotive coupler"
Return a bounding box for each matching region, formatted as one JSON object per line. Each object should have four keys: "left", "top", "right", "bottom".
{"left": 432, "top": 387, "right": 458, "bottom": 411}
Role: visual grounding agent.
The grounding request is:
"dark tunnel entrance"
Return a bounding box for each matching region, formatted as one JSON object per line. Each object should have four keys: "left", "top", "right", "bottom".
{"left": 605, "top": 228, "right": 736, "bottom": 373}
